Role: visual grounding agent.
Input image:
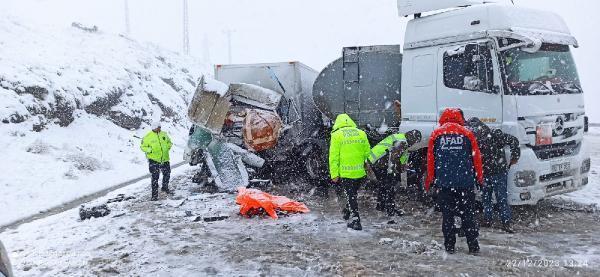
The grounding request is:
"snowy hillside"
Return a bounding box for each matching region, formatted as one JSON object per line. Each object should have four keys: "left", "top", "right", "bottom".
{"left": 0, "top": 14, "right": 210, "bottom": 226}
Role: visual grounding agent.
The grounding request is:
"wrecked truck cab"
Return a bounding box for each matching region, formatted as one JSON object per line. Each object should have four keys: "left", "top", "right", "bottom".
{"left": 185, "top": 62, "right": 327, "bottom": 191}
{"left": 186, "top": 79, "right": 275, "bottom": 190}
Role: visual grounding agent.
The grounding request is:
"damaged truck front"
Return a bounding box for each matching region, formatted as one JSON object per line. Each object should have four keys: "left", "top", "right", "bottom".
{"left": 184, "top": 62, "right": 327, "bottom": 191}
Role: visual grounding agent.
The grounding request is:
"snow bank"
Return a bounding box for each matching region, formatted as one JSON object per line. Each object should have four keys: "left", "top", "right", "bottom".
{"left": 0, "top": 14, "right": 214, "bottom": 226}
{"left": 0, "top": 14, "right": 214, "bottom": 129}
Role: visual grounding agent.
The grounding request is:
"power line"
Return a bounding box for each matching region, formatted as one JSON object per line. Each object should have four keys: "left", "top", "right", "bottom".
{"left": 124, "top": 0, "right": 131, "bottom": 35}
{"left": 223, "top": 29, "right": 234, "bottom": 64}
{"left": 202, "top": 34, "right": 211, "bottom": 63}
{"left": 183, "top": 0, "right": 190, "bottom": 55}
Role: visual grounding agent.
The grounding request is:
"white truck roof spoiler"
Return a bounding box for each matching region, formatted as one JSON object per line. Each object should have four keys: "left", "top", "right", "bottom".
{"left": 397, "top": 0, "right": 498, "bottom": 17}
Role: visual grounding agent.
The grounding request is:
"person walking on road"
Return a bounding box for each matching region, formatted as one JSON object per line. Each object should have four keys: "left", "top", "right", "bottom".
{"left": 140, "top": 121, "right": 173, "bottom": 201}
{"left": 426, "top": 108, "right": 484, "bottom": 254}
{"left": 467, "top": 117, "right": 520, "bottom": 233}
{"left": 329, "top": 114, "right": 371, "bottom": 231}
{"left": 367, "top": 130, "right": 422, "bottom": 217}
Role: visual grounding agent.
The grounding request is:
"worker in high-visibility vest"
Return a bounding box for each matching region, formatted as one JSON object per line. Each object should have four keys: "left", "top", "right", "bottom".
{"left": 367, "top": 130, "right": 422, "bottom": 217}
{"left": 329, "top": 114, "right": 371, "bottom": 231}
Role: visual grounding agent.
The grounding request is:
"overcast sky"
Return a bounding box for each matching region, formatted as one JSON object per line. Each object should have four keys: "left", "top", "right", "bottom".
{"left": 4, "top": 0, "right": 600, "bottom": 121}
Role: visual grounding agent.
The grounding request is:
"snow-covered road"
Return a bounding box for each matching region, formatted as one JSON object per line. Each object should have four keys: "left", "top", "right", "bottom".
{"left": 1, "top": 129, "right": 599, "bottom": 276}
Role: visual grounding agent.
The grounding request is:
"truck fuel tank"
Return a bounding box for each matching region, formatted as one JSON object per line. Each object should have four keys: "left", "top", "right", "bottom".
{"left": 312, "top": 45, "right": 403, "bottom": 130}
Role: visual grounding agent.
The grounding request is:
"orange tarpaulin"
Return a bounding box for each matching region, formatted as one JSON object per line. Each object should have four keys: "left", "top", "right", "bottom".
{"left": 236, "top": 187, "right": 310, "bottom": 219}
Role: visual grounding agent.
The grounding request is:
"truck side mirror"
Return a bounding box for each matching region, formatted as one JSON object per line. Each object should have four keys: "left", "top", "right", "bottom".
{"left": 522, "top": 38, "right": 542, "bottom": 53}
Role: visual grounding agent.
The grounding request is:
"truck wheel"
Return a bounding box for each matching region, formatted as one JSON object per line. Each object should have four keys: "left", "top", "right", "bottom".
{"left": 305, "top": 148, "right": 328, "bottom": 193}
{"left": 191, "top": 162, "right": 213, "bottom": 187}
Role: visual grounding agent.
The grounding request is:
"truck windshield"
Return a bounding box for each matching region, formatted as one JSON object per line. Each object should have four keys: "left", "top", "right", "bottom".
{"left": 501, "top": 43, "right": 582, "bottom": 95}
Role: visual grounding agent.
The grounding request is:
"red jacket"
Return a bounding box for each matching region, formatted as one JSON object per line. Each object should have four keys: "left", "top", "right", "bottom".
{"left": 425, "top": 108, "right": 484, "bottom": 191}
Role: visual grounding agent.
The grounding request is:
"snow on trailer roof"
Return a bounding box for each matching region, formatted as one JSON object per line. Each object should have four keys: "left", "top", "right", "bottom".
{"left": 403, "top": 3, "right": 577, "bottom": 49}
{"left": 215, "top": 61, "right": 316, "bottom": 74}
{"left": 397, "top": 0, "right": 497, "bottom": 17}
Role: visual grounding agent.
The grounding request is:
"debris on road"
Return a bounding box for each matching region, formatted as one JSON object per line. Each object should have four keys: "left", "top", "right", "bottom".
{"left": 106, "top": 194, "right": 136, "bottom": 204}
{"left": 79, "top": 204, "right": 111, "bottom": 220}
{"left": 236, "top": 187, "right": 309, "bottom": 219}
{"left": 194, "top": 215, "right": 230, "bottom": 222}
{"left": 379, "top": 238, "right": 394, "bottom": 245}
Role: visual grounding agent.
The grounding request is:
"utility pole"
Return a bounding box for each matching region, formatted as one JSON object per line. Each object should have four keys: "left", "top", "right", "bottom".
{"left": 124, "top": 0, "right": 131, "bottom": 35}
{"left": 223, "top": 29, "right": 234, "bottom": 64}
{"left": 183, "top": 0, "right": 190, "bottom": 55}
{"left": 202, "top": 33, "right": 211, "bottom": 63}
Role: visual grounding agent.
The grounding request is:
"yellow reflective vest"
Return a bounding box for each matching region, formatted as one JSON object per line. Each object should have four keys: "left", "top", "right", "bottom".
{"left": 140, "top": 131, "right": 172, "bottom": 163}
{"left": 329, "top": 114, "right": 371, "bottom": 180}
{"left": 368, "top": 133, "right": 409, "bottom": 165}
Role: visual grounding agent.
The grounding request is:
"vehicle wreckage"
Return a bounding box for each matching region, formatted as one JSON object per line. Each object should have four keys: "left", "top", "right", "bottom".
{"left": 184, "top": 62, "right": 328, "bottom": 190}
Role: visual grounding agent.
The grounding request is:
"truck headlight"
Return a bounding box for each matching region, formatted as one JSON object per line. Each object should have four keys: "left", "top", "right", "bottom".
{"left": 581, "top": 158, "right": 591, "bottom": 174}
{"left": 515, "top": 170, "right": 536, "bottom": 187}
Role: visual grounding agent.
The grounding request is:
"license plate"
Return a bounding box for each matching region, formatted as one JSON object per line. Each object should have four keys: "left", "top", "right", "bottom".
{"left": 552, "top": 162, "right": 571, "bottom": 172}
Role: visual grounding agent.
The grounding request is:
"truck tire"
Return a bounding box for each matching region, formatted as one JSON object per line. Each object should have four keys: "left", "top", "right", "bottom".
{"left": 191, "top": 162, "right": 213, "bottom": 186}
{"left": 304, "top": 147, "right": 329, "bottom": 193}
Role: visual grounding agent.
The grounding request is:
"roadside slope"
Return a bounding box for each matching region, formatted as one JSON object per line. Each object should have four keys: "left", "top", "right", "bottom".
{"left": 0, "top": 14, "right": 210, "bottom": 225}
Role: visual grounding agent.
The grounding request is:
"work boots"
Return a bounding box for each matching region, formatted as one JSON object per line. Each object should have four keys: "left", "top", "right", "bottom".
{"left": 342, "top": 208, "right": 351, "bottom": 221}
{"left": 469, "top": 246, "right": 480, "bottom": 255}
{"left": 468, "top": 239, "right": 480, "bottom": 255}
{"left": 347, "top": 218, "right": 362, "bottom": 231}
{"left": 161, "top": 187, "right": 172, "bottom": 195}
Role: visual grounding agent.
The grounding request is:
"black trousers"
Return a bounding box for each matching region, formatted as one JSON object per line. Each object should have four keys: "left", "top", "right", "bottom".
{"left": 438, "top": 187, "right": 479, "bottom": 251}
{"left": 407, "top": 149, "right": 427, "bottom": 200}
{"left": 376, "top": 173, "right": 398, "bottom": 212}
{"left": 149, "top": 160, "right": 171, "bottom": 198}
{"left": 340, "top": 178, "right": 364, "bottom": 221}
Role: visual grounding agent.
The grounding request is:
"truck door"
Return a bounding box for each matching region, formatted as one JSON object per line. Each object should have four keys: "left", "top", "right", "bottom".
{"left": 436, "top": 41, "right": 503, "bottom": 125}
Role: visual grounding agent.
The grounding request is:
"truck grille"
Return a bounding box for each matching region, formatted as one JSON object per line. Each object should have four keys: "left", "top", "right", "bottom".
{"left": 531, "top": 141, "right": 579, "bottom": 160}
{"left": 540, "top": 172, "right": 564, "bottom": 182}
{"left": 546, "top": 182, "right": 566, "bottom": 193}
{"left": 539, "top": 169, "right": 574, "bottom": 183}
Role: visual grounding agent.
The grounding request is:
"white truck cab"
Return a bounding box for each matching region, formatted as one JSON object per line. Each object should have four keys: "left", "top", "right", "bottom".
{"left": 397, "top": 0, "right": 591, "bottom": 205}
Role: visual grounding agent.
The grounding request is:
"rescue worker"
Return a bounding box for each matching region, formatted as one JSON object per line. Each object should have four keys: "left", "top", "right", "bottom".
{"left": 466, "top": 118, "right": 520, "bottom": 233}
{"left": 426, "top": 108, "right": 484, "bottom": 254}
{"left": 329, "top": 114, "right": 371, "bottom": 231}
{"left": 367, "top": 130, "right": 422, "bottom": 217}
{"left": 140, "top": 122, "right": 173, "bottom": 201}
